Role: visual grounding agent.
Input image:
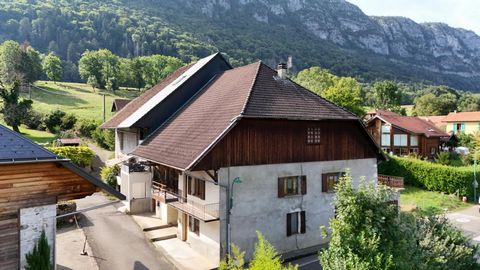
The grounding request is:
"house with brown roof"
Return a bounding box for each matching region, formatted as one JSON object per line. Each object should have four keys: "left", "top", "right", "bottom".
{"left": 366, "top": 109, "right": 450, "bottom": 158}
{"left": 443, "top": 111, "right": 480, "bottom": 135}
{"left": 102, "top": 53, "right": 383, "bottom": 265}
{"left": 0, "top": 124, "right": 124, "bottom": 269}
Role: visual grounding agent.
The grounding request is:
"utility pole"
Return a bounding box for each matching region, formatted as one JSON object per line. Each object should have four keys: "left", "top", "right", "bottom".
{"left": 473, "top": 155, "right": 478, "bottom": 203}
{"left": 103, "top": 94, "right": 106, "bottom": 123}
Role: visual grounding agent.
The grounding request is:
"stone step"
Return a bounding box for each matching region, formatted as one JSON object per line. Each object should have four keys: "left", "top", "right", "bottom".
{"left": 143, "top": 224, "right": 174, "bottom": 232}
{"left": 145, "top": 226, "right": 177, "bottom": 242}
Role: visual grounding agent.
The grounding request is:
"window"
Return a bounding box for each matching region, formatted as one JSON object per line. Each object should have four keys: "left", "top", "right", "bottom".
{"left": 322, "top": 172, "right": 343, "bottom": 193}
{"left": 188, "top": 216, "right": 200, "bottom": 236}
{"left": 430, "top": 147, "right": 437, "bottom": 155}
{"left": 187, "top": 176, "right": 205, "bottom": 200}
{"left": 307, "top": 127, "right": 321, "bottom": 144}
{"left": 278, "top": 176, "right": 306, "bottom": 197}
{"left": 381, "top": 124, "right": 391, "bottom": 146}
{"left": 410, "top": 135, "right": 418, "bottom": 147}
{"left": 286, "top": 211, "right": 305, "bottom": 236}
{"left": 393, "top": 134, "right": 408, "bottom": 146}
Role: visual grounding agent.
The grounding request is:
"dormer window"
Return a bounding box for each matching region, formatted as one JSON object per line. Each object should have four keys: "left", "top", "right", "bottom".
{"left": 307, "top": 127, "right": 321, "bottom": 144}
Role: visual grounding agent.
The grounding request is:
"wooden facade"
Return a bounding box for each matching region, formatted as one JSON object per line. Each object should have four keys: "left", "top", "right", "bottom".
{"left": 0, "top": 162, "right": 98, "bottom": 269}
{"left": 366, "top": 118, "right": 441, "bottom": 159}
{"left": 194, "top": 119, "right": 379, "bottom": 171}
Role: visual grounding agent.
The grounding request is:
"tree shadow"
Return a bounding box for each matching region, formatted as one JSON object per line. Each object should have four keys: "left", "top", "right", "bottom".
{"left": 30, "top": 84, "right": 88, "bottom": 106}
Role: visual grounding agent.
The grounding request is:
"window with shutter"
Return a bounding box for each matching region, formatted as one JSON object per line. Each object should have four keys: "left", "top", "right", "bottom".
{"left": 278, "top": 176, "right": 307, "bottom": 197}
{"left": 187, "top": 176, "right": 206, "bottom": 200}
{"left": 286, "top": 211, "right": 306, "bottom": 236}
{"left": 322, "top": 172, "right": 342, "bottom": 193}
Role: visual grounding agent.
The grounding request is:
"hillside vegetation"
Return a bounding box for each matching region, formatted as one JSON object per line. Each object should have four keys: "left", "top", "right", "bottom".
{"left": 0, "top": 0, "right": 480, "bottom": 90}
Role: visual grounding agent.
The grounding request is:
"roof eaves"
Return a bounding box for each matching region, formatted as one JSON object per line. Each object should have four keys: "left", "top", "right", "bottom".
{"left": 60, "top": 161, "right": 125, "bottom": 200}
{"left": 185, "top": 115, "right": 243, "bottom": 171}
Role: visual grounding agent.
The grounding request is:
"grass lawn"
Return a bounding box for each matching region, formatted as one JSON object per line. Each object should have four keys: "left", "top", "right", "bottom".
{"left": 0, "top": 118, "right": 55, "bottom": 143}
{"left": 26, "top": 81, "right": 140, "bottom": 121}
{"left": 400, "top": 185, "right": 472, "bottom": 215}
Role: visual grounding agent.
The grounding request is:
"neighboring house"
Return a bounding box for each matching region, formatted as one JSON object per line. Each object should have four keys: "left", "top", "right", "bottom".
{"left": 419, "top": 115, "right": 447, "bottom": 131}
{"left": 366, "top": 109, "right": 450, "bottom": 158}
{"left": 111, "top": 98, "right": 131, "bottom": 112}
{"left": 0, "top": 124, "right": 124, "bottom": 269}
{"left": 102, "top": 53, "right": 383, "bottom": 264}
{"left": 444, "top": 111, "right": 480, "bottom": 135}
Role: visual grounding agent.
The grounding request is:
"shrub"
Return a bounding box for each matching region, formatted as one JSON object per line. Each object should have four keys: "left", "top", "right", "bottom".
{"left": 25, "top": 230, "right": 52, "bottom": 270}
{"left": 43, "top": 110, "right": 66, "bottom": 133}
{"left": 47, "top": 146, "right": 95, "bottom": 167}
{"left": 60, "top": 113, "right": 77, "bottom": 130}
{"left": 434, "top": 151, "right": 450, "bottom": 165}
{"left": 378, "top": 156, "right": 474, "bottom": 196}
{"left": 101, "top": 165, "right": 120, "bottom": 188}
{"left": 75, "top": 119, "right": 99, "bottom": 138}
{"left": 92, "top": 127, "right": 115, "bottom": 150}
{"left": 23, "top": 110, "right": 44, "bottom": 130}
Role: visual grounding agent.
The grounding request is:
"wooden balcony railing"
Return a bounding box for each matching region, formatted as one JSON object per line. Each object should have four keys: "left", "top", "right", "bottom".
{"left": 151, "top": 182, "right": 219, "bottom": 222}
{"left": 378, "top": 174, "right": 404, "bottom": 189}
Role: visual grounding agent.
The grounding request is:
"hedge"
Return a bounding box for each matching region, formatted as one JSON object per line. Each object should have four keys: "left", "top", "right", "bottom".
{"left": 378, "top": 156, "right": 474, "bottom": 197}
{"left": 47, "top": 146, "right": 95, "bottom": 168}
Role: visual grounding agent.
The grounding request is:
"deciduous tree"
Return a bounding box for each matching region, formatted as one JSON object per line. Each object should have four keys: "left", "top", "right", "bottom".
{"left": 42, "top": 52, "right": 62, "bottom": 83}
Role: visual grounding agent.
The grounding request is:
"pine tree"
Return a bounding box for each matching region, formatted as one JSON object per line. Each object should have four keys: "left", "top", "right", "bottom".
{"left": 25, "top": 229, "right": 53, "bottom": 270}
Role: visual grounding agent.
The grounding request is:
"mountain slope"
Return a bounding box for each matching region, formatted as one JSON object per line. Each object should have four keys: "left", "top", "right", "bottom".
{"left": 1, "top": 0, "right": 479, "bottom": 90}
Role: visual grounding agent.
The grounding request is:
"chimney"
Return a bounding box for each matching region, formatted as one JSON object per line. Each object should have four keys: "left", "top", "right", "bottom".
{"left": 277, "top": 63, "right": 287, "bottom": 79}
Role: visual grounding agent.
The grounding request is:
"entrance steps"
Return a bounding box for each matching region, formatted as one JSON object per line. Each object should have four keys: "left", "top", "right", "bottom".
{"left": 146, "top": 226, "right": 178, "bottom": 242}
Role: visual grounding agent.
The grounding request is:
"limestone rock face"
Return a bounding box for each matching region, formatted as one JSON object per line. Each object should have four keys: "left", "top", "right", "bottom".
{"left": 193, "top": 0, "right": 480, "bottom": 78}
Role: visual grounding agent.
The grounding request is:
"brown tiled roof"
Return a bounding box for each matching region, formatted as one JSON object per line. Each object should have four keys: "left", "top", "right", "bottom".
{"left": 101, "top": 64, "right": 193, "bottom": 128}
{"left": 376, "top": 114, "right": 449, "bottom": 137}
{"left": 132, "top": 62, "right": 361, "bottom": 170}
{"left": 444, "top": 111, "right": 480, "bottom": 122}
{"left": 418, "top": 115, "right": 446, "bottom": 125}
{"left": 111, "top": 99, "right": 130, "bottom": 112}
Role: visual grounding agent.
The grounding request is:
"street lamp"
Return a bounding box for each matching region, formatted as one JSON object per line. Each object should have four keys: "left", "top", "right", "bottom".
{"left": 227, "top": 177, "right": 242, "bottom": 256}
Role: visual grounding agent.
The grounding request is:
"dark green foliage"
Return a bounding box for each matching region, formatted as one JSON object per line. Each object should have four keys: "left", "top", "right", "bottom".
{"left": 0, "top": 1, "right": 478, "bottom": 90}
{"left": 42, "top": 52, "right": 62, "bottom": 82}
{"left": 23, "top": 110, "right": 44, "bottom": 130}
{"left": 75, "top": 119, "right": 99, "bottom": 138}
{"left": 100, "top": 165, "right": 120, "bottom": 188}
{"left": 413, "top": 93, "right": 457, "bottom": 116}
{"left": 92, "top": 126, "right": 115, "bottom": 150}
{"left": 43, "top": 109, "right": 66, "bottom": 133}
{"left": 378, "top": 156, "right": 474, "bottom": 197}
{"left": 0, "top": 81, "right": 33, "bottom": 132}
{"left": 434, "top": 151, "right": 451, "bottom": 165}
{"left": 371, "top": 80, "right": 404, "bottom": 114}
{"left": 47, "top": 146, "right": 95, "bottom": 167}
{"left": 320, "top": 174, "right": 480, "bottom": 270}
{"left": 25, "top": 230, "right": 53, "bottom": 270}
{"left": 60, "top": 113, "right": 77, "bottom": 131}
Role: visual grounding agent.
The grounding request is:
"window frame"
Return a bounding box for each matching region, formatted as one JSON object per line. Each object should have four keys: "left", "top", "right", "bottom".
{"left": 188, "top": 215, "right": 200, "bottom": 236}
{"left": 286, "top": 211, "right": 306, "bottom": 236}
{"left": 278, "top": 176, "right": 306, "bottom": 197}
{"left": 306, "top": 127, "right": 321, "bottom": 145}
{"left": 393, "top": 134, "right": 408, "bottom": 146}
{"left": 322, "top": 172, "right": 343, "bottom": 193}
{"left": 187, "top": 176, "right": 205, "bottom": 200}
{"left": 381, "top": 124, "right": 391, "bottom": 147}
{"left": 410, "top": 135, "right": 418, "bottom": 147}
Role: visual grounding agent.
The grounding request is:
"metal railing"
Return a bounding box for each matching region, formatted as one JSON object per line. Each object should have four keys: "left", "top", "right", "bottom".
{"left": 378, "top": 174, "right": 404, "bottom": 189}
{"left": 151, "top": 182, "right": 219, "bottom": 221}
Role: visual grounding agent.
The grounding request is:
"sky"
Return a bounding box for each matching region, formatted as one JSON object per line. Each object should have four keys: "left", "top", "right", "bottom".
{"left": 346, "top": 0, "right": 480, "bottom": 35}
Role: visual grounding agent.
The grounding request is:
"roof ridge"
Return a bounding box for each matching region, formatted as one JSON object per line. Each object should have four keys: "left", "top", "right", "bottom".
{"left": 240, "top": 61, "right": 262, "bottom": 115}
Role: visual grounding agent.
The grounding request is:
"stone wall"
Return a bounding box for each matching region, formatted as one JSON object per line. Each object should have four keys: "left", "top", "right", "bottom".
{"left": 19, "top": 204, "right": 56, "bottom": 269}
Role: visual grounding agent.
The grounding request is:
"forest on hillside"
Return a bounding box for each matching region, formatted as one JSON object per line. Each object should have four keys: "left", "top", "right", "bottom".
{"left": 1, "top": 0, "right": 479, "bottom": 91}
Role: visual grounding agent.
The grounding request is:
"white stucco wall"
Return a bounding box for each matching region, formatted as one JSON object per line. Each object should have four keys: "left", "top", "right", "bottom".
{"left": 19, "top": 204, "right": 56, "bottom": 269}
{"left": 218, "top": 158, "right": 378, "bottom": 261}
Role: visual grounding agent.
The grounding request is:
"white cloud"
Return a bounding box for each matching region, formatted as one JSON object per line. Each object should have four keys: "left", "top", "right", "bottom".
{"left": 347, "top": 0, "right": 480, "bottom": 34}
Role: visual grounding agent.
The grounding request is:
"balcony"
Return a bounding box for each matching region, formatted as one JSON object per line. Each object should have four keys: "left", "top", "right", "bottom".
{"left": 151, "top": 183, "right": 219, "bottom": 222}
{"left": 378, "top": 174, "right": 404, "bottom": 189}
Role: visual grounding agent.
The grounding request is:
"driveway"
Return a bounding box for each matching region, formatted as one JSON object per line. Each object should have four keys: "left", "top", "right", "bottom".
{"left": 446, "top": 205, "right": 480, "bottom": 244}
{"left": 75, "top": 193, "right": 174, "bottom": 270}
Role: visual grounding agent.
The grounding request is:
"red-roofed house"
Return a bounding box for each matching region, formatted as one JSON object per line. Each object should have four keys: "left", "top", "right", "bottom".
{"left": 366, "top": 109, "right": 450, "bottom": 158}
{"left": 443, "top": 111, "right": 480, "bottom": 135}
{"left": 102, "top": 53, "right": 384, "bottom": 265}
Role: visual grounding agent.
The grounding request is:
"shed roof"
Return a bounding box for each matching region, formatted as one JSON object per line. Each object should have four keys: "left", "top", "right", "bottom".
{"left": 132, "top": 62, "right": 364, "bottom": 170}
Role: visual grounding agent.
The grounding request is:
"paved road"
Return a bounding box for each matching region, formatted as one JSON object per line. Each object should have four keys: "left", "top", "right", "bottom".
{"left": 446, "top": 205, "right": 480, "bottom": 245}
{"left": 76, "top": 193, "right": 174, "bottom": 270}
{"left": 290, "top": 253, "right": 322, "bottom": 270}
